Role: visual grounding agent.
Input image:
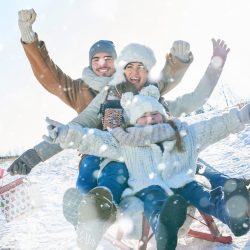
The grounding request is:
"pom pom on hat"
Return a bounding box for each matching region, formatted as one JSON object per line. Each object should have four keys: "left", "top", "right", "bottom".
{"left": 139, "top": 85, "right": 160, "bottom": 100}
{"left": 121, "top": 85, "right": 166, "bottom": 124}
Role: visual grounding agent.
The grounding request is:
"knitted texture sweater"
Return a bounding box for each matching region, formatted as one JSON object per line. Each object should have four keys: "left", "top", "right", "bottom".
{"left": 59, "top": 108, "right": 244, "bottom": 195}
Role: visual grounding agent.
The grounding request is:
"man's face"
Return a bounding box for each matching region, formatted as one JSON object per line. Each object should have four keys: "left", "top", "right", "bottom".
{"left": 136, "top": 111, "right": 163, "bottom": 125}
{"left": 91, "top": 52, "right": 115, "bottom": 77}
{"left": 124, "top": 62, "right": 148, "bottom": 91}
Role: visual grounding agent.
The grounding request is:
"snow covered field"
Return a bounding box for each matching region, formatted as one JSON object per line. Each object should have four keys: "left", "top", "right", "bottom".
{"left": 0, "top": 125, "right": 249, "bottom": 250}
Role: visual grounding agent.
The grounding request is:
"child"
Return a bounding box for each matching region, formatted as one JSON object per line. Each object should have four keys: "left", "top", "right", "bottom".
{"left": 45, "top": 85, "right": 249, "bottom": 249}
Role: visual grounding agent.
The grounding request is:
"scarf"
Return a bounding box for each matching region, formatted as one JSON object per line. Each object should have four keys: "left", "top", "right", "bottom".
{"left": 82, "top": 67, "right": 114, "bottom": 92}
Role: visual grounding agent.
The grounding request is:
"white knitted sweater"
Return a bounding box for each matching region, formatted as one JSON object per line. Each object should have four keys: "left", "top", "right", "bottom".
{"left": 60, "top": 108, "right": 244, "bottom": 196}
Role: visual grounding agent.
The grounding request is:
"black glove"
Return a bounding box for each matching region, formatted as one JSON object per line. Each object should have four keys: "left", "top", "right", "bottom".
{"left": 7, "top": 149, "right": 42, "bottom": 175}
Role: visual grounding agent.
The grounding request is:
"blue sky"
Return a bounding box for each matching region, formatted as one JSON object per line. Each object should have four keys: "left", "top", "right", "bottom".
{"left": 0, "top": 0, "right": 250, "bottom": 155}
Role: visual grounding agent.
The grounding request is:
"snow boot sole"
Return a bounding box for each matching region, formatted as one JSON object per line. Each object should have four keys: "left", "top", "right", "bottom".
{"left": 63, "top": 187, "right": 83, "bottom": 226}
{"left": 76, "top": 187, "right": 117, "bottom": 250}
{"left": 78, "top": 187, "right": 117, "bottom": 222}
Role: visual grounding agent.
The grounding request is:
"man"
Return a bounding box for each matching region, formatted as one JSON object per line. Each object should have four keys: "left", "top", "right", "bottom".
{"left": 8, "top": 8, "right": 193, "bottom": 188}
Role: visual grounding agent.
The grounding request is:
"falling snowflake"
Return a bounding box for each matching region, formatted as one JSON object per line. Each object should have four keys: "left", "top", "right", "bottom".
{"left": 93, "top": 170, "right": 100, "bottom": 179}
{"left": 158, "top": 163, "right": 166, "bottom": 171}
{"left": 88, "top": 129, "right": 94, "bottom": 135}
{"left": 118, "top": 156, "right": 124, "bottom": 162}
{"left": 186, "top": 168, "right": 193, "bottom": 175}
{"left": 211, "top": 56, "right": 223, "bottom": 68}
{"left": 180, "top": 129, "right": 187, "bottom": 137}
{"left": 148, "top": 172, "right": 156, "bottom": 179}
{"left": 117, "top": 217, "right": 133, "bottom": 234}
{"left": 99, "top": 144, "right": 107, "bottom": 152}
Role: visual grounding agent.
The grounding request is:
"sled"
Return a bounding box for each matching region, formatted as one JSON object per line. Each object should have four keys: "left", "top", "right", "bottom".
{"left": 0, "top": 168, "right": 35, "bottom": 222}
{"left": 104, "top": 163, "right": 233, "bottom": 249}
{"left": 105, "top": 209, "right": 232, "bottom": 250}
{"left": 187, "top": 211, "right": 232, "bottom": 244}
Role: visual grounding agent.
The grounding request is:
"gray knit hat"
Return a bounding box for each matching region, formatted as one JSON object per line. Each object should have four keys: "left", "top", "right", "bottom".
{"left": 89, "top": 40, "right": 117, "bottom": 68}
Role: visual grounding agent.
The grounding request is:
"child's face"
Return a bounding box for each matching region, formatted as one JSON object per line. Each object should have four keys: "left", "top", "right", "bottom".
{"left": 136, "top": 111, "right": 163, "bottom": 125}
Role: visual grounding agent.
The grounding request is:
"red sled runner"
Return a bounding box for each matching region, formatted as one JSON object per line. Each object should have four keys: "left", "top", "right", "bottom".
{"left": 105, "top": 210, "right": 232, "bottom": 250}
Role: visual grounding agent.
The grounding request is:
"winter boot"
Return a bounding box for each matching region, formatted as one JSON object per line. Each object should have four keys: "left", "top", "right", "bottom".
{"left": 223, "top": 178, "right": 250, "bottom": 236}
{"left": 155, "top": 194, "right": 187, "bottom": 250}
{"left": 63, "top": 187, "right": 83, "bottom": 226}
{"left": 76, "top": 187, "right": 117, "bottom": 250}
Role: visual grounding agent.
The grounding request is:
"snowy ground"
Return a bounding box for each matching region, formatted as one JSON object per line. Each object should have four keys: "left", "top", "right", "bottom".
{"left": 0, "top": 125, "right": 249, "bottom": 250}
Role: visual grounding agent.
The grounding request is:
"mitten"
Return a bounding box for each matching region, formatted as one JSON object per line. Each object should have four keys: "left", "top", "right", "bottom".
{"left": 238, "top": 103, "right": 250, "bottom": 124}
{"left": 170, "top": 40, "right": 191, "bottom": 62}
{"left": 7, "top": 149, "right": 42, "bottom": 175}
{"left": 18, "top": 9, "right": 37, "bottom": 43}
{"left": 43, "top": 117, "right": 69, "bottom": 145}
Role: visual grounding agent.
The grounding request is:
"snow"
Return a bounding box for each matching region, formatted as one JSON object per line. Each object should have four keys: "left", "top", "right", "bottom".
{"left": 0, "top": 126, "right": 249, "bottom": 250}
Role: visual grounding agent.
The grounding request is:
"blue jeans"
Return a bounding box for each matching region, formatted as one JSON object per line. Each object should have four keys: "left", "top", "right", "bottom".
{"left": 173, "top": 181, "right": 229, "bottom": 224}
{"left": 76, "top": 155, "right": 101, "bottom": 193}
{"left": 173, "top": 181, "right": 249, "bottom": 236}
{"left": 76, "top": 155, "right": 129, "bottom": 204}
{"left": 196, "top": 158, "right": 230, "bottom": 189}
{"left": 98, "top": 161, "right": 129, "bottom": 204}
{"left": 136, "top": 183, "right": 249, "bottom": 237}
{"left": 136, "top": 186, "right": 188, "bottom": 250}
{"left": 136, "top": 185, "right": 168, "bottom": 233}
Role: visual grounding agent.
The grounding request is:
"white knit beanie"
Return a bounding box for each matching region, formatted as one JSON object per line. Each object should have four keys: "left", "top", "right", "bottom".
{"left": 109, "top": 43, "right": 156, "bottom": 86}
{"left": 121, "top": 85, "right": 166, "bottom": 124}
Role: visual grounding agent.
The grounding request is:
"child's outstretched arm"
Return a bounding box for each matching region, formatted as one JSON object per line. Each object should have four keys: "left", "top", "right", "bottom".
{"left": 192, "top": 104, "right": 250, "bottom": 153}
{"left": 43, "top": 117, "right": 122, "bottom": 161}
{"left": 110, "top": 123, "right": 176, "bottom": 146}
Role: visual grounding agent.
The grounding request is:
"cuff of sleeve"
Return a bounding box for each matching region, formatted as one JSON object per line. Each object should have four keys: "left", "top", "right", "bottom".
{"left": 20, "top": 25, "right": 36, "bottom": 43}
{"left": 168, "top": 52, "right": 194, "bottom": 64}
{"left": 34, "top": 141, "right": 62, "bottom": 162}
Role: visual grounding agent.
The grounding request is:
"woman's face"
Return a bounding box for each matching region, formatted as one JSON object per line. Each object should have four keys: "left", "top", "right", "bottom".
{"left": 124, "top": 62, "right": 148, "bottom": 91}
{"left": 136, "top": 111, "right": 164, "bottom": 125}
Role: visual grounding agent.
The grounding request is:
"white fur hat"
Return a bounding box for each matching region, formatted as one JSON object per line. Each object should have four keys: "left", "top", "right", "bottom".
{"left": 109, "top": 43, "right": 156, "bottom": 86}
{"left": 121, "top": 85, "right": 166, "bottom": 124}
